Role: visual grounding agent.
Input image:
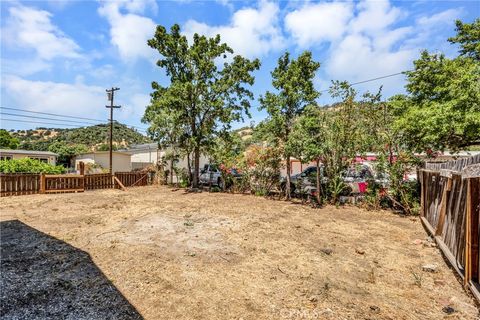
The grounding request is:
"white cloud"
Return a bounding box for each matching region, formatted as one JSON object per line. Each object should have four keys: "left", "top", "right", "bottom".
{"left": 183, "top": 1, "right": 285, "bottom": 58}
{"left": 1, "top": 76, "right": 107, "bottom": 120}
{"left": 2, "top": 5, "right": 81, "bottom": 61}
{"left": 323, "top": 1, "right": 415, "bottom": 97}
{"left": 417, "top": 8, "right": 462, "bottom": 27}
{"left": 349, "top": 0, "right": 403, "bottom": 36}
{"left": 98, "top": 2, "right": 157, "bottom": 62}
{"left": 285, "top": 2, "right": 354, "bottom": 47}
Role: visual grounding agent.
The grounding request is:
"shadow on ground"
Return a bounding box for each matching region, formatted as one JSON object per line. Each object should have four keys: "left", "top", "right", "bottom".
{"left": 0, "top": 220, "right": 143, "bottom": 320}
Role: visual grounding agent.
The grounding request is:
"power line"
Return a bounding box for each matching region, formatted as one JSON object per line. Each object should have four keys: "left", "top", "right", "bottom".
{"left": 0, "top": 106, "right": 149, "bottom": 132}
{"left": 1, "top": 118, "right": 90, "bottom": 128}
{"left": 0, "top": 106, "right": 106, "bottom": 122}
{"left": 0, "top": 112, "right": 104, "bottom": 126}
{"left": 1, "top": 114, "right": 147, "bottom": 133}
{"left": 320, "top": 71, "right": 408, "bottom": 93}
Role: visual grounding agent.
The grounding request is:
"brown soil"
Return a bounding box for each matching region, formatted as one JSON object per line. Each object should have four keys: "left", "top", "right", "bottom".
{"left": 1, "top": 186, "right": 478, "bottom": 319}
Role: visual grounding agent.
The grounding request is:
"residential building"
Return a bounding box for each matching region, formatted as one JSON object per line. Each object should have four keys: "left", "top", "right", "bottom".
{"left": 74, "top": 151, "right": 132, "bottom": 173}
{"left": 0, "top": 149, "right": 58, "bottom": 165}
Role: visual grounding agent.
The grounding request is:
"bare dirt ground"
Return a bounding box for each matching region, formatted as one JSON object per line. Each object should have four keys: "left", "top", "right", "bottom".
{"left": 1, "top": 185, "right": 479, "bottom": 319}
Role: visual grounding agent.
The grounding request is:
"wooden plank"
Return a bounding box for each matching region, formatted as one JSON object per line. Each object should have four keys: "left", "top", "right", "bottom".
{"left": 113, "top": 176, "right": 126, "bottom": 191}
{"left": 436, "top": 177, "right": 452, "bottom": 236}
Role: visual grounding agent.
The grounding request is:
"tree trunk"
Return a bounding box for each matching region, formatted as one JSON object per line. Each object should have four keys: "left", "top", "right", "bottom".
{"left": 186, "top": 152, "right": 192, "bottom": 185}
{"left": 170, "top": 158, "right": 174, "bottom": 185}
{"left": 192, "top": 146, "right": 200, "bottom": 188}
{"left": 315, "top": 159, "right": 322, "bottom": 206}
{"left": 285, "top": 155, "right": 291, "bottom": 200}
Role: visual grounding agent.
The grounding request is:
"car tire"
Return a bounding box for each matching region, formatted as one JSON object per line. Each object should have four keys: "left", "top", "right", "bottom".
{"left": 218, "top": 178, "right": 224, "bottom": 190}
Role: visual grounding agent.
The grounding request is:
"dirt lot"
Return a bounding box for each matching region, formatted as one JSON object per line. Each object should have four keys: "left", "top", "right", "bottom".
{"left": 1, "top": 185, "right": 478, "bottom": 319}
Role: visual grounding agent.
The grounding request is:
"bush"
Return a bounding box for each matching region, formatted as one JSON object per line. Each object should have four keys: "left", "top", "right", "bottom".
{"left": 0, "top": 158, "right": 66, "bottom": 174}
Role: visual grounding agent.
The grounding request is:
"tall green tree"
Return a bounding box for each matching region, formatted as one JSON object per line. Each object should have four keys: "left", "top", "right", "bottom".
{"left": 260, "top": 51, "right": 320, "bottom": 199}
{"left": 392, "top": 19, "right": 480, "bottom": 152}
{"left": 448, "top": 19, "right": 480, "bottom": 60}
{"left": 144, "top": 24, "right": 260, "bottom": 188}
{"left": 288, "top": 105, "right": 326, "bottom": 204}
{"left": 0, "top": 129, "right": 19, "bottom": 149}
{"left": 48, "top": 141, "right": 89, "bottom": 166}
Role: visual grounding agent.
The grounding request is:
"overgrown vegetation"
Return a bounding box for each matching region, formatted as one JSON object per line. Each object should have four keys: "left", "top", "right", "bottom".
{"left": 0, "top": 158, "right": 66, "bottom": 174}
{"left": 145, "top": 18, "right": 478, "bottom": 214}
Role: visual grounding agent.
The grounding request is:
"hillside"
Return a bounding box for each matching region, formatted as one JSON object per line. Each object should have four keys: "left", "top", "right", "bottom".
{"left": 10, "top": 123, "right": 151, "bottom": 152}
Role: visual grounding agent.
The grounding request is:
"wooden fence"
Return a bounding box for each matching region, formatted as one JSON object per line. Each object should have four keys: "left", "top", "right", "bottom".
{"left": 43, "top": 174, "right": 85, "bottom": 194}
{"left": 0, "top": 173, "right": 40, "bottom": 196}
{"left": 1, "top": 171, "right": 152, "bottom": 197}
{"left": 85, "top": 173, "right": 114, "bottom": 190}
{"left": 115, "top": 172, "right": 148, "bottom": 187}
{"left": 419, "top": 155, "right": 480, "bottom": 301}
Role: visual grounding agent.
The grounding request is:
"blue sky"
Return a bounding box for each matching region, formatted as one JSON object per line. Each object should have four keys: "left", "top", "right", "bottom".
{"left": 1, "top": 0, "right": 479, "bottom": 133}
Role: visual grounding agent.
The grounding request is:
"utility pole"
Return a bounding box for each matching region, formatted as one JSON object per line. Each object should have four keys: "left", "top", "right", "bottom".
{"left": 106, "top": 87, "right": 121, "bottom": 174}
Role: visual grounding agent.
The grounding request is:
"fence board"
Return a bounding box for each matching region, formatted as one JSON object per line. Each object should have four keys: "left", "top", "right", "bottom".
{"left": 1, "top": 171, "right": 153, "bottom": 197}
{"left": 114, "top": 172, "right": 148, "bottom": 187}
{"left": 0, "top": 173, "right": 40, "bottom": 197}
{"left": 420, "top": 155, "right": 480, "bottom": 302}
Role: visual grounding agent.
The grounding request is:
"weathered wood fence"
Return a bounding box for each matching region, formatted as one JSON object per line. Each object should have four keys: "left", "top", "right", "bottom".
{"left": 85, "top": 173, "right": 114, "bottom": 190}
{"left": 419, "top": 154, "right": 480, "bottom": 301}
{"left": 115, "top": 172, "right": 148, "bottom": 187}
{"left": 0, "top": 173, "right": 40, "bottom": 197}
{"left": 1, "top": 172, "right": 152, "bottom": 197}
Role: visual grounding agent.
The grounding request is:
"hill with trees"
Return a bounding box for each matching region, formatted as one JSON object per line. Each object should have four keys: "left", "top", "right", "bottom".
{"left": 7, "top": 123, "right": 151, "bottom": 166}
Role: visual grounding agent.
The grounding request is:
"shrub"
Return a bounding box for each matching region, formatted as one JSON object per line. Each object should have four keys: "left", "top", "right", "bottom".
{"left": 0, "top": 158, "right": 66, "bottom": 174}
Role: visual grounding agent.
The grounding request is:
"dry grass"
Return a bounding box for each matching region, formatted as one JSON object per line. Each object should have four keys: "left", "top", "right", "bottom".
{"left": 1, "top": 185, "right": 478, "bottom": 319}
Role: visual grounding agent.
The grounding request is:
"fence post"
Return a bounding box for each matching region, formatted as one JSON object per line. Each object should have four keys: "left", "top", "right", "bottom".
{"left": 40, "top": 173, "right": 46, "bottom": 194}
{"left": 79, "top": 161, "right": 85, "bottom": 176}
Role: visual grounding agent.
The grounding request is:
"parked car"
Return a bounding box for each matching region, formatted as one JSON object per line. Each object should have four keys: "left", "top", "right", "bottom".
{"left": 281, "top": 165, "right": 326, "bottom": 195}
{"left": 199, "top": 163, "right": 242, "bottom": 189}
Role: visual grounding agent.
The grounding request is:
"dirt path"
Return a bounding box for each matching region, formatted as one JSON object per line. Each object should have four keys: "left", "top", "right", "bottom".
{"left": 1, "top": 186, "right": 478, "bottom": 319}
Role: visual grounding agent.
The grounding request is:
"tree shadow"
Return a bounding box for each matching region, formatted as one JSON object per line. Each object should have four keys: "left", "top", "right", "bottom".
{"left": 0, "top": 220, "right": 143, "bottom": 319}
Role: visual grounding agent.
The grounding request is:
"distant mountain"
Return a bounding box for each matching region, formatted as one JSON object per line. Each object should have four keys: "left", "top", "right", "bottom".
{"left": 10, "top": 123, "right": 151, "bottom": 151}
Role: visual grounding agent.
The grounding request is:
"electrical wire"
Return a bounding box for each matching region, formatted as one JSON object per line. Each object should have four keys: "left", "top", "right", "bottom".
{"left": 319, "top": 71, "right": 408, "bottom": 93}
{"left": 0, "top": 112, "right": 104, "bottom": 126}
{"left": 0, "top": 106, "right": 106, "bottom": 122}
{"left": 0, "top": 106, "right": 149, "bottom": 132}
{"left": 1, "top": 118, "right": 91, "bottom": 128}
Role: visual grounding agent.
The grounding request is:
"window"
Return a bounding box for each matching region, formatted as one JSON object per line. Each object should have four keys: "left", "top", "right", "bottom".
{"left": 0, "top": 156, "right": 12, "bottom": 160}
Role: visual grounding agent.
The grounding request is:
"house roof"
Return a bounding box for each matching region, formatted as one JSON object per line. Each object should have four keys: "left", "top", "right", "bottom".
{"left": 0, "top": 149, "right": 58, "bottom": 157}
{"left": 75, "top": 151, "right": 132, "bottom": 156}
{"left": 120, "top": 143, "right": 158, "bottom": 152}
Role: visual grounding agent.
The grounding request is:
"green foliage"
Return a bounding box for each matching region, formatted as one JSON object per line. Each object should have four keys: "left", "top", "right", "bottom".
{"left": 259, "top": 51, "right": 320, "bottom": 199}
{"left": 48, "top": 141, "right": 89, "bottom": 165}
{"left": 448, "top": 19, "right": 480, "bottom": 60}
{"left": 392, "top": 20, "right": 480, "bottom": 152}
{"left": 144, "top": 24, "right": 260, "bottom": 188}
{"left": 12, "top": 123, "right": 149, "bottom": 152}
{"left": 0, "top": 158, "right": 65, "bottom": 174}
{"left": 245, "top": 145, "right": 283, "bottom": 196}
{"left": 0, "top": 129, "right": 19, "bottom": 149}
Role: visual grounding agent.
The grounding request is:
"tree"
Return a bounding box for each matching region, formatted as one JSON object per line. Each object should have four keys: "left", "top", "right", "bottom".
{"left": 0, "top": 129, "right": 19, "bottom": 149}
{"left": 448, "top": 19, "right": 480, "bottom": 60}
{"left": 48, "top": 141, "right": 89, "bottom": 166}
{"left": 259, "top": 51, "right": 320, "bottom": 199}
{"left": 288, "top": 105, "right": 326, "bottom": 205}
{"left": 144, "top": 24, "right": 260, "bottom": 188}
{"left": 392, "top": 19, "right": 480, "bottom": 152}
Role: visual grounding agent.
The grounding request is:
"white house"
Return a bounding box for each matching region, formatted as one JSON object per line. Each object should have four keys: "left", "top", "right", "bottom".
{"left": 0, "top": 149, "right": 58, "bottom": 165}
{"left": 74, "top": 151, "right": 132, "bottom": 173}
{"left": 124, "top": 143, "right": 160, "bottom": 170}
